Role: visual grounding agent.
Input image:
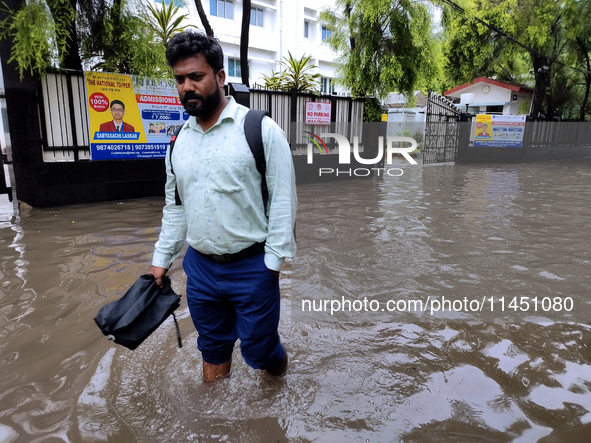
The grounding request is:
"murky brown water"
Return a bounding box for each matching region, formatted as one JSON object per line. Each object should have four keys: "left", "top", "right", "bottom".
{"left": 1, "top": 158, "right": 590, "bottom": 442}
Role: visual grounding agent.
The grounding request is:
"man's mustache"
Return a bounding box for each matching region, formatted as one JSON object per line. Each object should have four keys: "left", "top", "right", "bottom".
{"left": 182, "top": 92, "right": 204, "bottom": 103}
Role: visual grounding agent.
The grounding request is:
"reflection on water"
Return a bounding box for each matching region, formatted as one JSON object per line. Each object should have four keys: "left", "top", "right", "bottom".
{"left": 0, "top": 160, "right": 590, "bottom": 442}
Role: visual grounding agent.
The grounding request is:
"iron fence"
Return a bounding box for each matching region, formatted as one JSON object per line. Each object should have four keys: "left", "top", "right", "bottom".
{"left": 37, "top": 72, "right": 364, "bottom": 163}
{"left": 250, "top": 86, "right": 364, "bottom": 154}
{"left": 38, "top": 71, "right": 90, "bottom": 162}
{"left": 424, "top": 92, "right": 461, "bottom": 164}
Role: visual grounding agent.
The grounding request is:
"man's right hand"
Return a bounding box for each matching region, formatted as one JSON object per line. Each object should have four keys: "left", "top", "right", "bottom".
{"left": 147, "top": 266, "right": 168, "bottom": 287}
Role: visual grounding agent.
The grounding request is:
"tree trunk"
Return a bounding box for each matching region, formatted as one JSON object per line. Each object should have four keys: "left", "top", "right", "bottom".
{"left": 530, "top": 55, "right": 550, "bottom": 118}
{"left": 48, "top": 0, "right": 83, "bottom": 71}
{"left": 545, "top": 65, "right": 555, "bottom": 118}
{"left": 577, "top": 38, "right": 591, "bottom": 122}
{"left": 345, "top": 0, "right": 355, "bottom": 51}
{"left": 240, "top": 0, "right": 251, "bottom": 87}
{"left": 581, "top": 71, "right": 591, "bottom": 122}
{"left": 194, "top": 0, "right": 214, "bottom": 36}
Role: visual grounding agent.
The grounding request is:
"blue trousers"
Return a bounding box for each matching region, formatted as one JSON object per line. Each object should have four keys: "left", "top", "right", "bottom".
{"left": 183, "top": 246, "right": 285, "bottom": 370}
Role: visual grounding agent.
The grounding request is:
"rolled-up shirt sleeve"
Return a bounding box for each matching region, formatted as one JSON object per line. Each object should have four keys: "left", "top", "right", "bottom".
{"left": 262, "top": 118, "right": 297, "bottom": 272}
{"left": 152, "top": 145, "right": 188, "bottom": 269}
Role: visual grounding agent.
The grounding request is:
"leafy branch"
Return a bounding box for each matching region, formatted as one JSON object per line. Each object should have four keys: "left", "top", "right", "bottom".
{"left": 261, "top": 52, "right": 321, "bottom": 94}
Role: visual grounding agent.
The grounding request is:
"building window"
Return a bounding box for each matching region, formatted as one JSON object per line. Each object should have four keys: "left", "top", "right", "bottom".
{"left": 251, "top": 7, "right": 263, "bottom": 27}
{"left": 486, "top": 105, "right": 504, "bottom": 114}
{"left": 210, "top": 0, "right": 233, "bottom": 19}
{"left": 304, "top": 20, "right": 309, "bottom": 38}
{"left": 322, "top": 26, "right": 332, "bottom": 41}
{"left": 228, "top": 58, "right": 241, "bottom": 78}
{"left": 321, "top": 77, "right": 334, "bottom": 94}
{"left": 158, "top": 0, "right": 184, "bottom": 6}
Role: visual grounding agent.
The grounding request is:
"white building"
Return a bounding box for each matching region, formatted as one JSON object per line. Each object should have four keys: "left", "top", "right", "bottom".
{"left": 444, "top": 77, "right": 533, "bottom": 115}
{"left": 383, "top": 91, "right": 428, "bottom": 139}
{"left": 177, "top": 0, "right": 342, "bottom": 94}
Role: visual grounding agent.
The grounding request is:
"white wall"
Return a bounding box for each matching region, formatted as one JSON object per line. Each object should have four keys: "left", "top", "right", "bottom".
{"left": 446, "top": 82, "right": 531, "bottom": 115}
{"left": 387, "top": 109, "right": 425, "bottom": 138}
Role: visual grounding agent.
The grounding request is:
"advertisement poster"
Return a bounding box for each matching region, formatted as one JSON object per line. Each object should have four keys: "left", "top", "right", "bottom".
{"left": 305, "top": 101, "right": 332, "bottom": 125}
{"left": 473, "top": 114, "right": 526, "bottom": 147}
{"left": 85, "top": 71, "right": 187, "bottom": 160}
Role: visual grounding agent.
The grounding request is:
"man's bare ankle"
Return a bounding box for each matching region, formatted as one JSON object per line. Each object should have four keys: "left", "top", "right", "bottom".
{"left": 203, "top": 360, "right": 232, "bottom": 382}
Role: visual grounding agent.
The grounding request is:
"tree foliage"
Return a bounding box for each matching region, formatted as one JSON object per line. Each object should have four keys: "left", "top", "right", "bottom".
{"left": 260, "top": 71, "right": 283, "bottom": 90}
{"left": 320, "top": 0, "right": 438, "bottom": 99}
{"left": 261, "top": 52, "right": 321, "bottom": 93}
{"left": 439, "top": 0, "right": 591, "bottom": 119}
{"left": 563, "top": 0, "right": 591, "bottom": 120}
{"left": 0, "top": 0, "right": 75, "bottom": 77}
{"left": 1, "top": 0, "right": 172, "bottom": 78}
{"left": 362, "top": 97, "right": 383, "bottom": 122}
{"left": 77, "top": 0, "right": 170, "bottom": 77}
{"left": 146, "top": 0, "right": 195, "bottom": 48}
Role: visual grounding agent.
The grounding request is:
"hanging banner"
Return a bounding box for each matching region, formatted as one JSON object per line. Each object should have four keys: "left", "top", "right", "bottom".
{"left": 473, "top": 114, "right": 526, "bottom": 148}
{"left": 85, "top": 72, "right": 187, "bottom": 160}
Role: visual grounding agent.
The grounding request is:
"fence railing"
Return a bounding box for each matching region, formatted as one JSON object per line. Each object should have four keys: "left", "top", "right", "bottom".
{"left": 524, "top": 120, "right": 591, "bottom": 149}
{"left": 248, "top": 86, "right": 364, "bottom": 154}
{"left": 38, "top": 72, "right": 364, "bottom": 163}
{"left": 39, "top": 71, "right": 90, "bottom": 162}
{"left": 424, "top": 92, "right": 461, "bottom": 164}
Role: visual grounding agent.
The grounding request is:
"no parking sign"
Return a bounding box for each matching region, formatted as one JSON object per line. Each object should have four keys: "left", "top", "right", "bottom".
{"left": 305, "top": 101, "right": 332, "bottom": 125}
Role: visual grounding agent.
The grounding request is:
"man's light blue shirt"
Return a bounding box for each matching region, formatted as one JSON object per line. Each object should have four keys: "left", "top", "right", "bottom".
{"left": 152, "top": 97, "right": 296, "bottom": 272}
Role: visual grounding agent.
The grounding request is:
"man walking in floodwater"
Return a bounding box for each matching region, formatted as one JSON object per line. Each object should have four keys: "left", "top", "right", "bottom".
{"left": 147, "top": 31, "right": 296, "bottom": 381}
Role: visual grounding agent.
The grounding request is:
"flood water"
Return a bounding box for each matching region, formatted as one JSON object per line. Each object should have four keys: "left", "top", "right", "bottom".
{"left": 1, "top": 158, "right": 590, "bottom": 442}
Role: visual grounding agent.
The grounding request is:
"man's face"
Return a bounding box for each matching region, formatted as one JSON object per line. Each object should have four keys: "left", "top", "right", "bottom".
{"left": 110, "top": 104, "right": 125, "bottom": 123}
{"left": 173, "top": 54, "right": 225, "bottom": 119}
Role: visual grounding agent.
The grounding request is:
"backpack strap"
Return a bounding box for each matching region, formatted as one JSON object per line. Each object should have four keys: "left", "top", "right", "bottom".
{"left": 169, "top": 110, "right": 269, "bottom": 212}
{"left": 244, "top": 109, "right": 269, "bottom": 215}
{"left": 168, "top": 125, "right": 184, "bottom": 206}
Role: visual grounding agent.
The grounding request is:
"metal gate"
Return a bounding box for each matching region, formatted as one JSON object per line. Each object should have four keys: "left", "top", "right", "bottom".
{"left": 424, "top": 92, "right": 461, "bottom": 164}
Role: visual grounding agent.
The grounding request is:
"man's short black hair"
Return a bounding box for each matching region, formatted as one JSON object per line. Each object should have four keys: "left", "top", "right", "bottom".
{"left": 110, "top": 100, "right": 125, "bottom": 110}
{"left": 166, "top": 31, "right": 224, "bottom": 73}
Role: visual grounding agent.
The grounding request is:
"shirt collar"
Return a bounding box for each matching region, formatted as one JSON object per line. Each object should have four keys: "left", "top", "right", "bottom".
{"left": 186, "top": 96, "right": 239, "bottom": 133}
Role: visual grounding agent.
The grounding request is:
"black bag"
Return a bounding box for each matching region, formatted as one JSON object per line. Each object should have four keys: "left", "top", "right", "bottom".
{"left": 94, "top": 274, "right": 182, "bottom": 350}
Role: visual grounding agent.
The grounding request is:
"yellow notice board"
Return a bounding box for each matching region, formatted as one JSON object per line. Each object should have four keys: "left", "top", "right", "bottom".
{"left": 473, "top": 114, "right": 526, "bottom": 148}
{"left": 475, "top": 114, "right": 492, "bottom": 140}
{"left": 85, "top": 72, "right": 186, "bottom": 160}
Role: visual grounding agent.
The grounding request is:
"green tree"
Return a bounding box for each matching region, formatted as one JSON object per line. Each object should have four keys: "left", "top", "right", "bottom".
{"left": 320, "top": 0, "right": 437, "bottom": 99}
{"left": 78, "top": 0, "right": 169, "bottom": 76}
{"left": 440, "top": 0, "right": 578, "bottom": 118}
{"left": 1, "top": 0, "right": 172, "bottom": 78}
{"left": 146, "top": 0, "right": 195, "bottom": 47}
{"left": 362, "top": 97, "right": 382, "bottom": 122}
{"left": 0, "top": 0, "right": 79, "bottom": 77}
{"left": 279, "top": 52, "right": 321, "bottom": 93}
{"left": 261, "top": 52, "right": 321, "bottom": 93}
{"left": 564, "top": 0, "right": 591, "bottom": 121}
{"left": 260, "top": 71, "right": 283, "bottom": 90}
{"left": 55, "top": 0, "right": 82, "bottom": 70}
